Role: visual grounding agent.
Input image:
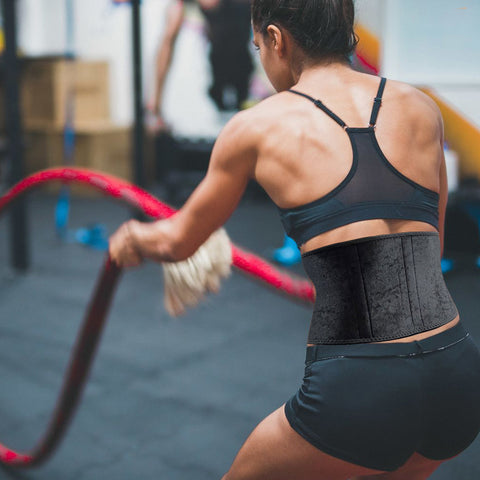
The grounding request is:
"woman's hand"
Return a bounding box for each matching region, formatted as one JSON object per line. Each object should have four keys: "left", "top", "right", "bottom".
{"left": 109, "top": 220, "right": 144, "bottom": 268}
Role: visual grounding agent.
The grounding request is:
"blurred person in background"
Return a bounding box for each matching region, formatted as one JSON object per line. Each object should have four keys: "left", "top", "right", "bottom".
{"left": 146, "top": 0, "right": 253, "bottom": 131}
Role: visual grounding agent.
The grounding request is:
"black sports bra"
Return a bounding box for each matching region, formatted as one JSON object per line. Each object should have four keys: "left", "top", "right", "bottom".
{"left": 277, "top": 78, "right": 439, "bottom": 246}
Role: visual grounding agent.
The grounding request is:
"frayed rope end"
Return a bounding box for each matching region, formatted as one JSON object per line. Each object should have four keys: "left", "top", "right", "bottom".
{"left": 162, "top": 228, "right": 232, "bottom": 316}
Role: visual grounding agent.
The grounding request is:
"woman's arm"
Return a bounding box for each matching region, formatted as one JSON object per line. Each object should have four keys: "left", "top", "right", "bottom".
{"left": 419, "top": 90, "right": 448, "bottom": 258}
{"left": 109, "top": 112, "right": 257, "bottom": 266}
{"left": 437, "top": 115, "right": 448, "bottom": 258}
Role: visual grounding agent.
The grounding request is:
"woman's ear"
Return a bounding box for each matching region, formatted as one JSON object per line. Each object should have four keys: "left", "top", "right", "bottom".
{"left": 266, "top": 25, "right": 286, "bottom": 56}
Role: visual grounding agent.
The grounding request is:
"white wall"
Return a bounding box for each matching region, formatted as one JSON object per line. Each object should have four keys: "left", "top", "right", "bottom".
{"left": 355, "top": 0, "right": 385, "bottom": 39}
{"left": 17, "top": 0, "right": 224, "bottom": 136}
{"left": 355, "top": 0, "right": 480, "bottom": 127}
{"left": 356, "top": 0, "right": 480, "bottom": 86}
{"left": 382, "top": 0, "right": 480, "bottom": 85}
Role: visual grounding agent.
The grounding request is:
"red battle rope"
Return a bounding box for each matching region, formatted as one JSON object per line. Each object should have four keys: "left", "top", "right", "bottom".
{"left": 0, "top": 167, "right": 314, "bottom": 468}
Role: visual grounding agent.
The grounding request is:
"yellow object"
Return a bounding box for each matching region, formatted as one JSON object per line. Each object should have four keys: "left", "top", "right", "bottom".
{"left": 422, "top": 88, "right": 480, "bottom": 180}
{"left": 355, "top": 23, "right": 381, "bottom": 71}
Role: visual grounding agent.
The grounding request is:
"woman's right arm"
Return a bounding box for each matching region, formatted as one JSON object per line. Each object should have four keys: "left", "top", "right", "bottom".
{"left": 109, "top": 111, "right": 258, "bottom": 267}
{"left": 437, "top": 114, "right": 448, "bottom": 258}
{"left": 418, "top": 89, "right": 448, "bottom": 258}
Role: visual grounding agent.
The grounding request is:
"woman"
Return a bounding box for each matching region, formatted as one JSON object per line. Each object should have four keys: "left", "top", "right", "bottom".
{"left": 109, "top": 0, "right": 480, "bottom": 478}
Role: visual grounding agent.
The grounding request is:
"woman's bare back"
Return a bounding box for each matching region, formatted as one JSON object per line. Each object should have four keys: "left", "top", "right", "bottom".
{"left": 249, "top": 69, "right": 445, "bottom": 252}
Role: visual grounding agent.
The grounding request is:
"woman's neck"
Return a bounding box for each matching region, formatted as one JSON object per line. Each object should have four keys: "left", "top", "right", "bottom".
{"left": 293, "top": 61, "right": 354, "bottom": 89}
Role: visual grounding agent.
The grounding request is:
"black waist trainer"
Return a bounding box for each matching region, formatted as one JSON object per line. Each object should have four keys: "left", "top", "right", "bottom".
{"left": 303, "top": 232, "right": 458, "bottom": 344}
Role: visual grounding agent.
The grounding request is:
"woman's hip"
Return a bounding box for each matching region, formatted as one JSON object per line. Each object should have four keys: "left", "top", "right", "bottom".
{"left": 285, "top": 321, "right": 480, "bottom": 471}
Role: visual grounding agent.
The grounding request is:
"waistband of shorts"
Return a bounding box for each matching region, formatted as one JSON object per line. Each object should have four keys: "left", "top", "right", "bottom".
{"left": 305, "top": 321, "right": 468, "bottom": 363}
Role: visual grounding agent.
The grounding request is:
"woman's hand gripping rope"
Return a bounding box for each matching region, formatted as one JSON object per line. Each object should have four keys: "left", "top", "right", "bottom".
{"left": 0, "top": 167, "right": 315, "bottom": 311}
{"left": 109, "top": 217, "right": 233, "bottom": 316}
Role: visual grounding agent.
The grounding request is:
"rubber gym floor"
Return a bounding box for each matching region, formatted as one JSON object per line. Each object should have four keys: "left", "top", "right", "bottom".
{"left": 1, "top": 185, "right": 479, "bottom": 480}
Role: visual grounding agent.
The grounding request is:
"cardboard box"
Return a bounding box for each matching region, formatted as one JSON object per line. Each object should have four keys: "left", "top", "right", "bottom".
{"left": 24, "top": 122, "right": 132, "bottom": 196}
{"left": 21, "top": 59, "right": 110, "bottom": 129}
{"left": 23, "top": 123, "right": 157, "bottom": 196}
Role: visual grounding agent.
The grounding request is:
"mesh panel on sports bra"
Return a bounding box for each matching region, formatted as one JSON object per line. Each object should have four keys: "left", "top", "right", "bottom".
{"left": 340, "top": 131, "right": 414, "bottom": 203}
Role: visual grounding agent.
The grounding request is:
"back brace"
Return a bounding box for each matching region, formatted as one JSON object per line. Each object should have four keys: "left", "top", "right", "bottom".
{"left": 303, "top": 232, "right": 458, "bottom": 344}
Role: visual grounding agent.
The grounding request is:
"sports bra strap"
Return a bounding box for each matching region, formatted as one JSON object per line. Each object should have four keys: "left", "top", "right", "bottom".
{"left": 289, "top": 77, "right": 387, "bottom": 130}
{"left": 288, "top": 89, "right": 347, "bottom": 129}
{"left": 369, "top": 77, "right": 387, "bottom": 127}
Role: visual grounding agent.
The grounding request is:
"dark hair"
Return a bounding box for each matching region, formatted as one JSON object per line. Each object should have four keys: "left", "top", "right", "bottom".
{"left": 251, "top": 0, "right": 358, "bottom": 62}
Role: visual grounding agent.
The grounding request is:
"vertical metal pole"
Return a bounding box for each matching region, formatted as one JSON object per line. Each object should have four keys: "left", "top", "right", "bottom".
{"left": 2, "top": 0, "right": 29, "bottom": 271}
{"left": 131, "top": 0, "right": 145, "bottom": 188}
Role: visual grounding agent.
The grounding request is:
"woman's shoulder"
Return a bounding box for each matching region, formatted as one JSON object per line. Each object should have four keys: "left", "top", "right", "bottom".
{"left": 378, "top": 78, "right": 443, "bottom": 140}
{"left": 238, "top": 92, "right": 296, "bottom": 120}
{"left": 220, "top": 93, "right": 298, "bottom": 140}
{"left": 384, "top": 79, "right": 442, "bottom": 122}
{"left": 211, "top": 102, "right": 273, "bottom": 158}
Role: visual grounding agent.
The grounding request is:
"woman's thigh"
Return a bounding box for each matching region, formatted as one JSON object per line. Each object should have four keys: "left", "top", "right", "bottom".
{"left": 222, "top": 405, "right": 384, "bottom": 480}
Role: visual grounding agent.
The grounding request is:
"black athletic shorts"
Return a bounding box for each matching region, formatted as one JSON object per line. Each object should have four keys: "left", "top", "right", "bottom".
{"left": 285, "top": 321, "right": 480, "bottom": 472}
